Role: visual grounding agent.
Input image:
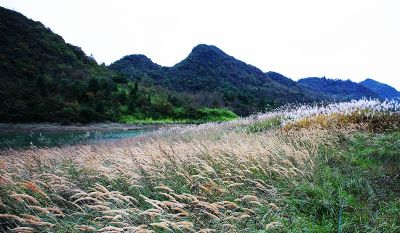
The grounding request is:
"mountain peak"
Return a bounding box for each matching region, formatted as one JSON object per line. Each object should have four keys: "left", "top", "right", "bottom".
{"left": 109, "top": 54, "right": 161, "bottom": 76}
{"left": 363, "top": 78, "right": 375, "bottom": 82}
{"left": 187, "top": 44, "right": 230, "bottom": 61}
{"left": 119, "top": 54, "right": 157, "bottom": 65}
{"left": 191, "top": 44, "right": 224, "bottom": 52}
{"left": 360, "top": 78, "right": 400, "bottom": 99}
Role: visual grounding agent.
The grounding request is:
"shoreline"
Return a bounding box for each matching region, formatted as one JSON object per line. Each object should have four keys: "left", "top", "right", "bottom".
{"left": 0, "top": 123, "right": 185, "bottom": 133}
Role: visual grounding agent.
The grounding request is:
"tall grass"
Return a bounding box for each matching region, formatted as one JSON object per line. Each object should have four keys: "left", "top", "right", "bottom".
{"left": 0, "top": 99, "right": 399, "bottom": 232}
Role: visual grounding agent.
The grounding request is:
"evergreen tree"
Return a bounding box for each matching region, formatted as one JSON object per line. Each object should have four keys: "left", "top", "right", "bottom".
{"left": 128, "top": 82, "right": 139, "bottom": 112}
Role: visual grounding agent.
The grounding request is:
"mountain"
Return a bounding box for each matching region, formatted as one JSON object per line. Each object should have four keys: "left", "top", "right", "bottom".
{"left": 360, "top": 79, "right": 400, "bottom": 100}
{"left": 265, "top": 71, "right": 328, "bottom": 100}
{"left": 110, "top": 44, "right": 322, "bottom": 115}
{"left": 266, "top": 71, "right": 298, "bottom": 87}
{"left": 1, "top": 7, "right": 239, "bottom": 123}
{"left": 3, "top": 6, "right": 398, "bottom": 123}
{"left": 0, "top": 6, "right": 123, "bottom": 122}
{"left": 298, "top": 77, "right": 379, "bottom": 100}
{"left": 109, "top": 54, "right": 164, "bottom": 79}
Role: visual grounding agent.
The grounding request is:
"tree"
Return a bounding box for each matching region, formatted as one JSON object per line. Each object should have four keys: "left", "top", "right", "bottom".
{"left": 87, "top": 77, "right": 100, "bottom": 93}
{"left": 130, "top": 81, "right": 139, "bottom": 98}
{"left": 128, "top": 81, "right": 139, "bottom": 112}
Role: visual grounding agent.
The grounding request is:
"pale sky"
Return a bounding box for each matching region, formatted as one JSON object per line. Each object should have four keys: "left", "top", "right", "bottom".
{"left": 1, "top": 0, "right": 400, "bottom": 90}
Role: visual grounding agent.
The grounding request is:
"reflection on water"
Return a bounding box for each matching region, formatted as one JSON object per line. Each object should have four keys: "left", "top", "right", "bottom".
{"left": 0, "top": 129, "right": 148, "bottom": 149}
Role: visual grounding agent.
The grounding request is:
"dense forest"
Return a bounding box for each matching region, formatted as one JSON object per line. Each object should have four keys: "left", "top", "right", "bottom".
{"left": 360, "top": 78, "right": 400, "bottom": 99}
{"left": 298, "top": 77, "right": 379, "bottom": 100}
{"left": 0, "top": 7, "right": 237, "bottom": 123}
{"left": 111, "top": 45, "right": 400, "bottom": 115}
{"left": 110, "top": 45, "right": 324, "bottom": 115}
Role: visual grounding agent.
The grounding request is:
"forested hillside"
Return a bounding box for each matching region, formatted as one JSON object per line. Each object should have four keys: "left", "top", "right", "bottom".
{"left": 360, "top": 78, "right": 400, "bottom": 99}
{"left": 298, "top": 77, "right": 379, "bottom": 100}
{"left": 111, "top": 45, "right": 324, "bottom": 115}
{"left": 0, "top": 7, "right": 237, "bottom": 123}
{"left": 0, "top": 6, "right": 116, "bottom": 122}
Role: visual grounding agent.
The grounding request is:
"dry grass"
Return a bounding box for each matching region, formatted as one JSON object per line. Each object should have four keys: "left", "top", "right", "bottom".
{"left": 0, "top": 99, "right": 399, "bottom": 232}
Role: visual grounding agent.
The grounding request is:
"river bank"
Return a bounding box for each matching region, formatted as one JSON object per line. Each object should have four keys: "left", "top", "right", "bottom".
{"left": 0, "top": 123, "right": 187, "bottom": 149}
{"left": 0, "top": 122, "right": 182, "bottom": 133}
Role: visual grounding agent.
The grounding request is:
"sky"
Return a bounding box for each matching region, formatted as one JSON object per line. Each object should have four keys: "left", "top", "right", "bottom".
{"left": 1, "top": 0, "right": 400, "bottom": 90}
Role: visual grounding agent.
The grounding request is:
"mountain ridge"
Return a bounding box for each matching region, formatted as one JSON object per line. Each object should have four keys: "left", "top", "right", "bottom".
{"left": 110, "top": 44, "right": 324, "bottom": 115}
{"left": 0, "top": 6, "right": 240, "bottom": 123}
{"left": 297, "top": 77, "right": 379, "bottom": 100}
{"left": 360, "top": 78, "right": 400, "bottom": 100}
{"left": 111, "top": 44, "right": 400, "bottom": 113}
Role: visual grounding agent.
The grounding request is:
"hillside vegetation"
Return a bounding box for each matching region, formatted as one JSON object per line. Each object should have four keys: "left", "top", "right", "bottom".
{"left": 110, "top": 45, "right": 323, "bottom": 115}
{"left": 110, "top": 46, "right": 400, "bottom": 116}
{"left": 1, "top": 99, "right": 399, "bottom": 232}
{"left": 0, "top": 7, "right": 237, "bottom": 124}
{"left": 298, "top": 77, "right": 379, "bottom": 100}
{"left": 0, "top": 6, "right": 118, "bottom": 122}
{"left": 360, "top": 78, "right": 400, "bottom": 100}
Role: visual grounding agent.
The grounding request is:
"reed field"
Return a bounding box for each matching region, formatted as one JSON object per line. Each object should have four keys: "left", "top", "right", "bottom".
{"left": 1, "top": 99, "right": 399, "bottom": 232}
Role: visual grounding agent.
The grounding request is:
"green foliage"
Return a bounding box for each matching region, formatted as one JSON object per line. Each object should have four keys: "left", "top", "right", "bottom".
{"left": 110, "top": 44, "right": 323, "bottom": 116}
{"left": 298, "top": 77, "right": 379, "bottom": 100}
{"left": 0, "top": 8, "right": 239, "bottom": 124}
{"left": 194, "top": 107, "right": 238, "bottom": 121}
{"left": 0, "top": 7, "right": 121, "bottom": 123}
{"left": 119, "top": 107, "right": 238, "bottom": 124}
{"left": 280, "top": 131, "right": 400, "bottom": 232}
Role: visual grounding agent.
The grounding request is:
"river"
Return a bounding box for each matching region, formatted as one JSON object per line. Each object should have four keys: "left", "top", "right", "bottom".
{"left": 0, "top": 123, "right": 164, "bottom": 149}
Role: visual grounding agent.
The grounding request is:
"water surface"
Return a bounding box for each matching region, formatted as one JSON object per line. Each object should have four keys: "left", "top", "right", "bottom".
{"left": 0, "top": 127, "right": 152, "bottom": 149}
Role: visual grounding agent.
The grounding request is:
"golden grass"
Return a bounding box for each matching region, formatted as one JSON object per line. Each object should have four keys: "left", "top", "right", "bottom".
{"left": 283, "top": 111, "right": 400, "bottom": 131}
{"left": 0, "top": 100, "right": 398, "bottom": 232}
{"left": 0, "top": 127, "right": 337, "bottom": 232}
